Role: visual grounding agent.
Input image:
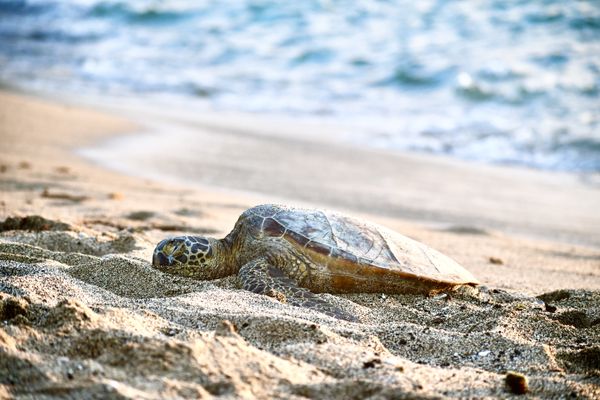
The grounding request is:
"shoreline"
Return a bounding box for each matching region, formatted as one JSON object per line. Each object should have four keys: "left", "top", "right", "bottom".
{"left": 1, "top": 89, "right": 599, "bottom": 398}
{"left": 73, "top": 91, "right": 600, "bottom": 249}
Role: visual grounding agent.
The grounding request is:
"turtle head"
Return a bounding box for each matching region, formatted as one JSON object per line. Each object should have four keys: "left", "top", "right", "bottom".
{"left": 152, "top": 235, "right": 228, "bottom": 280}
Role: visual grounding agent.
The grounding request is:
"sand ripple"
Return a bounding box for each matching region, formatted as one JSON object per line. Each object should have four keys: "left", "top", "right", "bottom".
{"left": 1, "top": 228, "right": 599, "bottom": 398}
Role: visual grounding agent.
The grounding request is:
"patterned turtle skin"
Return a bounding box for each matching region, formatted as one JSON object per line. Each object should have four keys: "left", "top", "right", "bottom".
{"left": 152, "top": 204, "right": 479, "bottom": 320}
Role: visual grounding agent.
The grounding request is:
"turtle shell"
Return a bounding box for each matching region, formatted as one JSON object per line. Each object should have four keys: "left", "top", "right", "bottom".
{"left": 244, "top": 204, "right": 478, "bottom": 293}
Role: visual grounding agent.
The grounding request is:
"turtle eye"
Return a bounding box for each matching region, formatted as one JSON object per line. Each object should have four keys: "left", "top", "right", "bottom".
{"left": 172, "top": 243, "right": 185, "bottom": 256}
{"left": 163, "top": 241, "right": 185, "bottom": 264}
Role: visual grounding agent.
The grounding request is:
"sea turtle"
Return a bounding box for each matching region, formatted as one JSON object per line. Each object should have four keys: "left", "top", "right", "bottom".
{"left": 152, "top": 204, "right": 478, "bottom": 320}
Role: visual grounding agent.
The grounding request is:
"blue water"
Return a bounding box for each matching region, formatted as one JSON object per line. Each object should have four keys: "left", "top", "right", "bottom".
{"left": 1, "top": 0, "right": 599, "bottom": 172}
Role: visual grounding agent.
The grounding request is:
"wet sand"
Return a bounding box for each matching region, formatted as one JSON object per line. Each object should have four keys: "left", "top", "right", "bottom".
{"left": 79, "top": 98, "right": 600, "bottom": 248}
{"left": 0, "top": 90, "right": 599, "bottom": 398}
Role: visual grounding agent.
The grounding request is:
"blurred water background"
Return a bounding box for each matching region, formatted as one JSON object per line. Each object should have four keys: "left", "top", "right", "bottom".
{"left": 1, "top": 0, "right": 599, "bottom": 172}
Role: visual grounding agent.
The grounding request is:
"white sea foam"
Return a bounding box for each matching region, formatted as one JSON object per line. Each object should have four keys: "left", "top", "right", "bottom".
{"left": 0, "top": 0, "right": 599, "bottom": 171}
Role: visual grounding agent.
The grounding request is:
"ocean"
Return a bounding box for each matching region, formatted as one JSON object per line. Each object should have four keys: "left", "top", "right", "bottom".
{"left": 1, "top": 0, "right": 599, "bottom": 172}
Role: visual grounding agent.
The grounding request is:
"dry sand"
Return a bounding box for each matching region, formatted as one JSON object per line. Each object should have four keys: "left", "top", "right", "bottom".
{"left": 0, "top": 90, "right": 599, "bottom": 399}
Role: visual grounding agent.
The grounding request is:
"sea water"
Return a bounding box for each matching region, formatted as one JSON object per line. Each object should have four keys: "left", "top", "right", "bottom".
{"left": 1, "top": 0, "right": 599, "bottom": 172}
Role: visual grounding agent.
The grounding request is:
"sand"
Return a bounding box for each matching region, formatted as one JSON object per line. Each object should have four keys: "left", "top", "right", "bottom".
{"left": 77, "top": 97, "right": 600, "bottom": 248}
{"left": 0, "top": 90, "right": 599, "bottom": 399}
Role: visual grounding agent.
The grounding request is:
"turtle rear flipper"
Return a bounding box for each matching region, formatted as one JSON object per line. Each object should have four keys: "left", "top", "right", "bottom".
{"left": 239, "top": 258, "right": 356, "bottom": 322}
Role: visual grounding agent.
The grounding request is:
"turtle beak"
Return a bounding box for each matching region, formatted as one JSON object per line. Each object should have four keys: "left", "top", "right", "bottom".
{"left": 152, "top": 252, "right": 167, "bottom": 267}
{"left": 152, "top": 239, "right": 173, "bottom": 267}
{"left": 152, "top": 251, "right": 170, "bottom": 267}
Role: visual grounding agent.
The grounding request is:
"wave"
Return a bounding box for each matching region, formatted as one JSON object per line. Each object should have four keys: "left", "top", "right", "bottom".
{"left": 0, "top": 0, "right": 598, "bottom": 172}
{"left": 87, "top": 2, "right": 194, "bottom": 25}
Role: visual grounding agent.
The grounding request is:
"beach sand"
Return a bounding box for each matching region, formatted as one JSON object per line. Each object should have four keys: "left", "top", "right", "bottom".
{"left": 0, "top": 90, "right": 599, "bottom": 398}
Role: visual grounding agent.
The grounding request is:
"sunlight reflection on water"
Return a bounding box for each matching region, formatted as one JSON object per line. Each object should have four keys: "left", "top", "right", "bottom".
{"left": 0, "top": 0, "right": 599, "bottom": 171}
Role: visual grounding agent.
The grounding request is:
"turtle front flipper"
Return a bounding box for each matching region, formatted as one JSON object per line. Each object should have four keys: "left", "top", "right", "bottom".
{"left": 239, "top": 258, "right": 356, "bottom": 322}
